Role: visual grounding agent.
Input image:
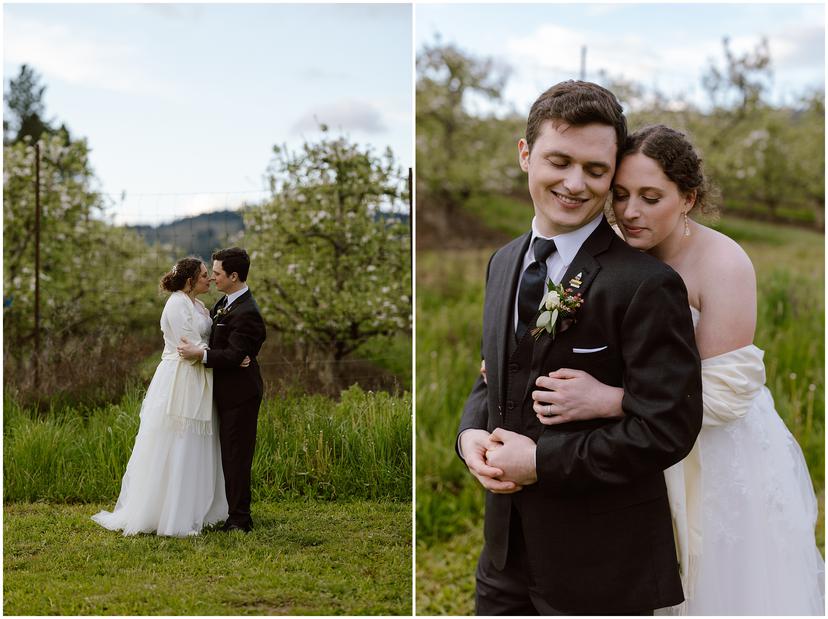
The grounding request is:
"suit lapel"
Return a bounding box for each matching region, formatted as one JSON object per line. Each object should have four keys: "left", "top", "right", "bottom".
{"left": 213, "top": 290, "right": 251, "bottom": 325}
{"left": 494, "top": 233, "right": 531, "bottom": 406}
{"left": 234, "top": 290, "right": 252, "bottom": 306}
{"left": 211, "top": 295, "right": 227, "bottom": 320}
{"left": 532, "top": 219, "right": 614, "bottom": 362}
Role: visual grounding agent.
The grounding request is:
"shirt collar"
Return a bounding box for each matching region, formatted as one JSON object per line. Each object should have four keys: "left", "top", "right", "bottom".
{"left": 529, "top": 214, "right": 603, "bottom": 265}
{"left": 225, "top": 285, "right": 249, "bottom": 307}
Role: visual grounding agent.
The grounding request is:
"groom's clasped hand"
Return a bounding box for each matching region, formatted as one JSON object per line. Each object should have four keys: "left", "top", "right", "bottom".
{"left": 460, "top": 428, "right": 537, "bottom": 493}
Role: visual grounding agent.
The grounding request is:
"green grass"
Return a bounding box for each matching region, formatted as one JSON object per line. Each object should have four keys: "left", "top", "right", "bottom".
{"left": 4, "top": 386, "right": 411, "bottom": 503}
{"left": 4, "top": 500, "right": 411, "bottom": 615}
{"left": 415, "top": 213, "right": 824, "bottom": 614}
{"left": 416, "top": 528, "right": 480, "bottom": 617}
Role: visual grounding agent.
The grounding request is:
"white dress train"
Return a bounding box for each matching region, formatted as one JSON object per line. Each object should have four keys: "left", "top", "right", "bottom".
{"left": 92, "top": 291, "right": 228, "bottom": 537}
{"left": 659, "top": 307, "right": 824, "bottom": 615}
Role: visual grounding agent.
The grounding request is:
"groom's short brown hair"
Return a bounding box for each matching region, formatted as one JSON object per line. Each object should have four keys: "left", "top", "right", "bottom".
{"left": 212, "top": 247, "right": 250, "bottom": 281}
{"left": 526, "top": 80, "right": 626, "bottom": 156}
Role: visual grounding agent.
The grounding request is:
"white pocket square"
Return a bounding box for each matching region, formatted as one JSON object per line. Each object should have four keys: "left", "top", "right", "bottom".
{"left": 572, "top": 346, "right": 608, "bottom": 353}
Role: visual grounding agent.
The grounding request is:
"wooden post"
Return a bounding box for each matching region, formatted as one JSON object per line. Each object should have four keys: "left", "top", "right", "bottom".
{"left": 34, "top": 141, "right": 41, "bottom": 390}
{"left": 408, "top": 167, "right": 413, "bottom": 297}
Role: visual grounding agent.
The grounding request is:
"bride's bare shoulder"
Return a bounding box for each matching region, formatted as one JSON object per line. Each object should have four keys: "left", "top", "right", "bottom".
{"left": 697, "top": 227, "right": 756, "bottom": 302}
{"left": 696, "top": 224, "right": 755, "bottom": 283}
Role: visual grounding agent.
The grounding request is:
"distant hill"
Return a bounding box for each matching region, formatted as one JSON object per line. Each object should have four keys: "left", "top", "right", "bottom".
{"left": 130, "top": 207, "right": 410, "bottom": 260}
{"left": 130, "top": 210, "right": 245, "bottom": 260}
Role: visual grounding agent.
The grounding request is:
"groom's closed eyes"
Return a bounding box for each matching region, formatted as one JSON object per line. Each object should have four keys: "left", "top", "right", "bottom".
{"left": 543, "top": 150, "right": 611, "bottom": 179}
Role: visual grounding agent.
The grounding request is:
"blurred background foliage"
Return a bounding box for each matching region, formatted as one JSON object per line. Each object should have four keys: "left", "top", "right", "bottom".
{"left": 416, "top": 36, "right": 824, "bottom": 247}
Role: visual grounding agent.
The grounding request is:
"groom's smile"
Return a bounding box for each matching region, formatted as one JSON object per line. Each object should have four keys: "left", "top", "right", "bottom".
{"left": 519, "top": 120, "right": 616, "bottom": 237}
{"left": 549, "top": 189, "right": 588, "bottom": 208}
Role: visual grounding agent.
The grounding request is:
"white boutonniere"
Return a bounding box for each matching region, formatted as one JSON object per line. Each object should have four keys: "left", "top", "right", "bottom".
{"left": 531, "top": 279, "right": 584, "bottom": 340}
{"left": 214, "top": 303, "right": 234, "bottom": 321}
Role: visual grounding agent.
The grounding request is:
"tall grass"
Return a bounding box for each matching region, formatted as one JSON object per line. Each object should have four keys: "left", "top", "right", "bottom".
{"left": 4, "top": 386, "right": 411, "bottom": 503}
{"left": 416, "top": 249, "right": 490, "bottom": 543}
{"left": 416, "top": 216, "right": 824, "bottom": 549}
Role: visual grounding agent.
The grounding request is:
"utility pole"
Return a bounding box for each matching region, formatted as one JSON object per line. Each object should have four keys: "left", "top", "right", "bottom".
{"left": 580, "top": 46, "right": 587, "bottom": 80}
{"left": 408, "top": 166, "right": 413, "bottom": 299}
{"left": 34, "top": 141, "right": 41, "bottom": 391}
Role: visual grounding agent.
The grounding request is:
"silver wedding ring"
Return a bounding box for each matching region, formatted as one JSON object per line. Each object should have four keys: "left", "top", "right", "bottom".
{"left": 541, "top": 403, "right": 554, "bottom": 417}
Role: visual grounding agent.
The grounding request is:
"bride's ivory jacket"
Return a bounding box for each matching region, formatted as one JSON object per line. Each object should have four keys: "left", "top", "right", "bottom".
{"left": 158, "top": 290, "right": 214, "bottom": 434}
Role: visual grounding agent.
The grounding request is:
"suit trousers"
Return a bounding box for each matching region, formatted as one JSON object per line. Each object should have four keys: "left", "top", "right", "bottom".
{"left": 218, "top": 396, "right": 262, "bottom": 528}
{"left": 475, "top": 504, "right": 654, "bottom": 616}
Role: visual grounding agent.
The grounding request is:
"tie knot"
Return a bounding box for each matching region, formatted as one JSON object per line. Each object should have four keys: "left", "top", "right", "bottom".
{"left": 533, "top": 237, "right": 557, "bottom": 263}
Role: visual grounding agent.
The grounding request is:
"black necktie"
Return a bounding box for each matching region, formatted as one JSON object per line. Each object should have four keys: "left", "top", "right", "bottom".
{"left": 214, "top": 296, "right": 228, "bottom": 317}
{"left": 516, "top": 237, "right": 557, "bottom": 339}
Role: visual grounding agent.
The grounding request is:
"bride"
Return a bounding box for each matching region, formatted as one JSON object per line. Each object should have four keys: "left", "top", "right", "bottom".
{"left": 92, "top": 258, "right": 239, "bottom": 537}
{"left": 525, "top": 125, "right": 824, "bottom": 614}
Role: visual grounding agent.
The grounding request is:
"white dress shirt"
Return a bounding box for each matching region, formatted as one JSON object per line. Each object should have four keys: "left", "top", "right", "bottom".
{"left": 513, "top": 214, "right": 602, "bottom": 332}
{"left": 223, "top": 285, "right": 249, "bottom": 309}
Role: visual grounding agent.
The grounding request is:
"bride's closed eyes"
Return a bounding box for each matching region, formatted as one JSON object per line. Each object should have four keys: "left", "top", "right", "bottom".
{"left": 612, "top": 189, "right": 662, "bottom": 205}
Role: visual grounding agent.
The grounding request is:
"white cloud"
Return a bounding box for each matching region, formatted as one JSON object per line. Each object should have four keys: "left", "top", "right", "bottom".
{"left": 502, "top": 16, "right": 823, "bottom": 111}
{"left": 291, "top": 99, "right": 388, "bottom": 134}
{"left": 4, "top": 15, "right": 176, "bottom": 99}
{"left": 506, "top": 23, "right": 722, "bottom": 87}
{"left": 770, "top": 24, "right": 824, "bottom": 72}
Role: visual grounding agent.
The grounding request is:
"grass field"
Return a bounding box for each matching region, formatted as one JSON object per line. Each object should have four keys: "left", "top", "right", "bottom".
{"left": 4, "top": 500, "right": 411, "bottom": 615}
{"left": 415, "top": 208, "right": 824, "bottom": 615}
{"left": 4, "top": 384, "right": 412, "bottom": 614}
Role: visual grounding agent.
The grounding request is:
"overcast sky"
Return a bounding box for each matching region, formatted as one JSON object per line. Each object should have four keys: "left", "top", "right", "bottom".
{"left": 3, "top": 4, "right": 824, "bottom": 225}
{"left": 4, "top": 3, "right": 413, "bottom": 225}
{"left": 415, "top": 3, "right": 824, "bottom": 115}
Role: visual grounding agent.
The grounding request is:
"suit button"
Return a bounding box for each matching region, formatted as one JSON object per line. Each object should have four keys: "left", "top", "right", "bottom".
{"left": 508, "top": 362, "right": 519, "bottom": 372}
{"left": 498, "top": 404, "right": 503, "bottom": 416}
{"left": 506, "top": 400, "right": 515, "bottom": 410}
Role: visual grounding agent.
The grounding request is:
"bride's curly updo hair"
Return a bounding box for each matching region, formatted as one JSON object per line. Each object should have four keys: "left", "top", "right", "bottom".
{"left": 160, "top": 257, "right": 203, "bottom": 293}
{"left": 620, "top": 125, "right": 719, "bottom": 217}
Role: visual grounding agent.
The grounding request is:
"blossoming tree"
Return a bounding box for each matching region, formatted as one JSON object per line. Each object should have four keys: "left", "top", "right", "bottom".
{"left": 245, "top": 131, "right": 411, "bottom": 380}
{"left": 4, "top": 135, "right": 169, "bottom": 368}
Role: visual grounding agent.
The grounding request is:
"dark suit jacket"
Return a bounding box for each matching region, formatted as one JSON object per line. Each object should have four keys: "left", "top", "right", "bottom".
{"left": 206, "top": 290, "right": 267, "bottom": 409}
{"left": 457, "top": 218, "right": 703, "bottom": 613}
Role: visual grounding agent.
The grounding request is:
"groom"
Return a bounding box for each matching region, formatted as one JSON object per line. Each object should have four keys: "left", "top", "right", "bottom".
{"left": 179, "top": 247, "right": 267, "bottom": 532}
{"left": 457, "top": 81, "right": 703, "bottom": 614}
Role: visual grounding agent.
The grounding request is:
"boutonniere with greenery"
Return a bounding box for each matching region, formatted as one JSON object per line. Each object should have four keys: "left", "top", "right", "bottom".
{"left": 531, "top": 279, "right": 584, "bottom": 340}
{"left": 214, "top": 303, "right": 235, "bottom": 321}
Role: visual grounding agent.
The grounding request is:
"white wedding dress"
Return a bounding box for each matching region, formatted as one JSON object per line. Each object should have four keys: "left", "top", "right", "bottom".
{"left": 660, "top": 307, "right": 824, "bottom": 615}
{"left": 92, "top": 291, "right": 228, "bottom": 537}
